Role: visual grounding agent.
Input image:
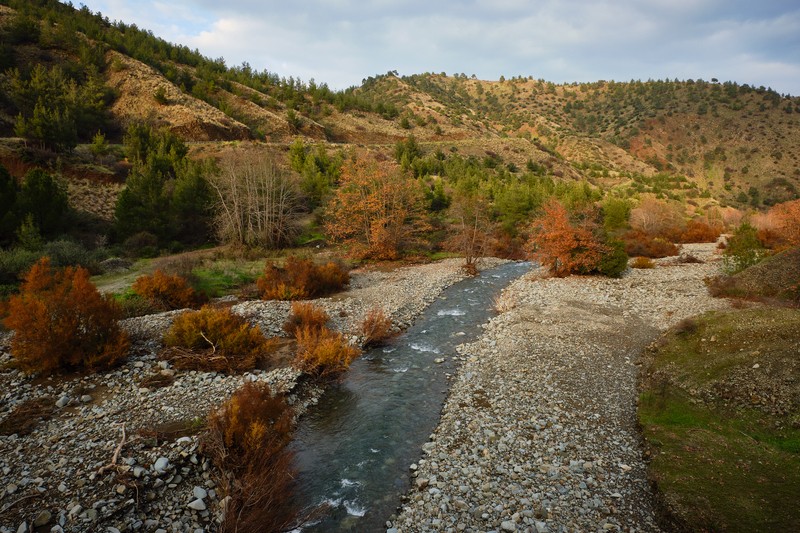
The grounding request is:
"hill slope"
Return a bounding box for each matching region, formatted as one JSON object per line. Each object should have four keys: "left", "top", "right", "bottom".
{"left": 0, "top": 0, "right": 798, "bottom": 213}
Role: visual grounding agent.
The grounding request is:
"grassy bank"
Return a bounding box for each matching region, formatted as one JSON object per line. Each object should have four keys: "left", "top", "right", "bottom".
{"left": 639, "top": 308, "right": 800, "bottom": 532}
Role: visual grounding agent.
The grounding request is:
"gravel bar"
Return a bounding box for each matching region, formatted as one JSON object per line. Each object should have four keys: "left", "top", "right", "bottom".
{"left": 391, "top": 244, "right": 730, "bottom": 533}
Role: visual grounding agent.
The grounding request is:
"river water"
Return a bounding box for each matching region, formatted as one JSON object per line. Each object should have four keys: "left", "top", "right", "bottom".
{"left": 290, "top": 261, "right": 530, "bottom": 531}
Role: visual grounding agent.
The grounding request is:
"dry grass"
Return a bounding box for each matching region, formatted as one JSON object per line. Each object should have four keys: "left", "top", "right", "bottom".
{"left": 283, "top": 302, "right": 329, "bottom": 337}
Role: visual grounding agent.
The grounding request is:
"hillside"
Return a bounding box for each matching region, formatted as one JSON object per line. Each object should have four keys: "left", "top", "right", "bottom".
{"left": 0, "top": 0, "right": 798, "bottom": 220}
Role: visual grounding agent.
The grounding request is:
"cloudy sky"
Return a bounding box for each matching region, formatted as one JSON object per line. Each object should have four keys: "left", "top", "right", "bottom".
{"left": 78, "top": 0, "right": 800, "bottom": 95}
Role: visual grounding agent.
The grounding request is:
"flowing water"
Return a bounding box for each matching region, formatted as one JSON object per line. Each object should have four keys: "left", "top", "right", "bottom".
{"left": 290, "top": 261, "right": 530, "bottom": 531}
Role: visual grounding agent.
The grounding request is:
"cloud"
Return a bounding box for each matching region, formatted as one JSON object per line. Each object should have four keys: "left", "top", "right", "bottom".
{"left": 79, "top": 0, "right": 800, "bottom": 94}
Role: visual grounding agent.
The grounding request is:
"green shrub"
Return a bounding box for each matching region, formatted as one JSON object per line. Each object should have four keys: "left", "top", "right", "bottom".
{"left": 595, "top": 239, "right": 628, "bottom": 278}
{"left": 724, "top": 223, "right": 767, "bottom": 274}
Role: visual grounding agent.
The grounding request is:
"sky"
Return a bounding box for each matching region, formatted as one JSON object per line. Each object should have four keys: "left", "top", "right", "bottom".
{"left": 76, "top": 0, "right": 800, "bottom": 95}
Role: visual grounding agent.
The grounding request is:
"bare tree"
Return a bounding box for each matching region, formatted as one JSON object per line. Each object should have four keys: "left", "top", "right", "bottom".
{"left": 209, "top": 154, "right": 302, "bottom": 248}
{"left": 444, "top": 193, "right": 492, "bottom": 274}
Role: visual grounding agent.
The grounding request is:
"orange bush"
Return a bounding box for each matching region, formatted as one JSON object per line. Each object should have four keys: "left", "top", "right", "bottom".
{"left": 283, "top": 302, "right": 329, "bottom": 337}
{"left": 257, "top": 255, "right": 349, "bottom": 300}
{"left": 622, "top": 230, "right": 680, "bottom": 258}
{"left": 631, "top": 256, "right": 655, "bottom": 269}
{"left": 678, "top": 219, "right": 723, "bottom": 243}
{"left": 3, "top": 258, "right": 129, "bottom": 375}
{"left": 294, "top": 325, "right": 361, "bottom": 379}
{"left": 360, "top": 307, "right": 394, "bottom": 348}
{"left": 131, "top": 269, "right": 198, "bottom": 310}
{"left": 163, "top": 306, "right": 276, "bottom": 372}
{"left": 203, "top": 382, "right": 297, "bottom": 532}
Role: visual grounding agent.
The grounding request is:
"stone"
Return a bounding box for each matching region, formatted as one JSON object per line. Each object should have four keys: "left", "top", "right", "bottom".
{"left": 501, "top": 520, "right": 516, "bottom": 531}
{"left": 187, "top": 499, "right": 206, "bottom": 511}
{"left": 192, "top": 486, "right": 207, "bottom": 500}
{"left": 57, "top": 482, "right": 67, "bottom": 492}
{"left": 7, "top": 483, "right": 18, "bottom": 494}
{"left": 154, "top": 457, "right": 169, "bottom": 474}
{"left": 80, "top": 395, "right": 92, "bottom": 403}
{"left": 33, "top": 511, "right": 51, "bottom": 527}
{"left": 17, "top": 522, "right": 28, "bottom": 533}
{"left": 55, "top": 396, "right": 70, "bottom": 408}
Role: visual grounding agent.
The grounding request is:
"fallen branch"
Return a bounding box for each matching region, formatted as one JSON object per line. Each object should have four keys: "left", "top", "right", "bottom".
{"left": 98, "top": 423, "right": 126, "bottom": 475}
{"left": 0, "top": 493, "right": 39, "bottom": 516}
{"left": 200, "top": 330, "right": 216, "bottom": 354}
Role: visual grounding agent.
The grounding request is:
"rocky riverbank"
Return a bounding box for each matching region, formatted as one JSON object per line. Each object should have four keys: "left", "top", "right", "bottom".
{"left": 0, "top": 258, "right": 492, "bottom": 533}
{"left": 390, "top": 244, "right": 730, "bottom": 533}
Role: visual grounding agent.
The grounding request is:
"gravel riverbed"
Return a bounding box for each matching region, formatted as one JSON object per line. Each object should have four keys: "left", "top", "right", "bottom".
{"left": 0, "top": 258, "right": 491, "bottom": 533}
{"left": 390, "top": 244, "right": 730, "bottom": 533}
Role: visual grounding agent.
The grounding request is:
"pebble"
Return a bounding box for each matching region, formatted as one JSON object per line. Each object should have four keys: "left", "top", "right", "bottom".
{"left": 187, "top": 499, "right": 206, "bottom": 511}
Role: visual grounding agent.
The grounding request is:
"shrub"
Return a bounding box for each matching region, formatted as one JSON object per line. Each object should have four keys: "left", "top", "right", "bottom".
{"left": 202, "top": 382, "right": 297, "bottom": 532}
{"left": 132, "top": 270, "right": 198, "bottom": 310}
{"left": 162, "top": 306, "right": 276, "bottom": 372}
{"left": 631, "top": 256, "right": 656, "bottom": 269}
{"left": 283, "top": 302, "right": 329, "bottom": 337}
{"left": 257, "top": 255, "right": 349, "bottom": 300}
{"left": 595, "top": 239, "right": 628, "bottom": 278}
{"left": 0, "top": 247, "right": 40, "bottom": 285}
{"left": 723, "top": 223, "right": 767, "bottom": 274}
{"left": 678, "top": 219, "right": 723, "bottom": 243}
{"left": 294, "top": 325, "right": 361, "bottom": 379}
{"left": 360, "top": 307, "right": 394, "bottom": 347}
{"left": 3, "top": 258, "right": 129, "bottom": 375}
{"left": 623, "top": 230, "right": 680, "bottom": 258}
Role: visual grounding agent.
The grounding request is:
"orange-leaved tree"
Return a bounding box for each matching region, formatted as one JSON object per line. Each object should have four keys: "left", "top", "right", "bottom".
{"left": 526, "top": 198, "right": 607, "bottom": 277}
{"left": 324, "top": 157, "right": 425, "bottom": 260}
{"left": 4, "top": 257, "right": 129, "bottom": 374}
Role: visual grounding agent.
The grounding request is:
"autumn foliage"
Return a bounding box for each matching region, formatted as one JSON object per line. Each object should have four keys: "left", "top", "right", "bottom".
{"left": 324, "top": 157, "right": 426, "bottom": 260}
{"left": 3, "top": 257, "right": 129, "bottom": 375}
{"left": 257, "top": 255, "right": 349, "bottom": 300}
{"left": 203, "top": 382, "right": 297, "bottom": 532}
{"left": 752, "top": 199, "right": 800, "bottom": 250}
{"left": 622, "top": 230, "right": 680, "bottom": 258}
{"left": 131, "top": 269, "right": 198, "bottom": 310}
{"left": 162, "top": 306, "right": 276, "bottom": 372}
{"left": 282, "top": 302, "right": 329, "bottom": 337}
{"left": 526, "top": 199, "right": 607, "bottom": 277}
{"left": 360, "top": 307, "right": 394, "bottom": 348}
{"left": 677, "top": 219, "right": 723, "bottom": 244}
{"left": 294, "top": 325, "right": 361, "bottom": 379}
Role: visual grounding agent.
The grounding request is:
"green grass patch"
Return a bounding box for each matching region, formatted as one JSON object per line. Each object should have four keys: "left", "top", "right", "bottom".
{"left": 640, "top": 390, "right": 800, "bottom": 532}
{"left": 640, "top": 308, "right": 800, "bottom": 532}
{"left": 189, "top": 260, "right": 263, "bottom": 298}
